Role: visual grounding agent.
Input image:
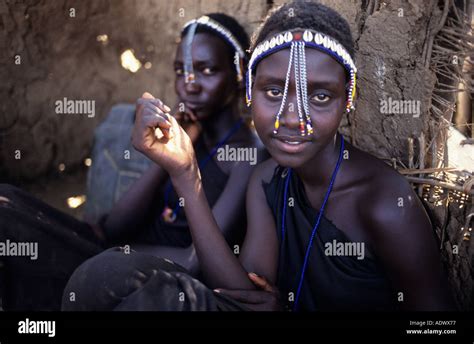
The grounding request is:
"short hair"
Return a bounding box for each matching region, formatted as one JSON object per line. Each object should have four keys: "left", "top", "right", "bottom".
{"left": 251, "top": 1, "right": 354, "bottom": 59}
{"left": 181, "top": 13, "right": 250, "bottom": 71}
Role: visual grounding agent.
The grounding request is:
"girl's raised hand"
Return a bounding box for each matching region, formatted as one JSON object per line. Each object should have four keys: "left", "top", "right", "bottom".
{"left": 172, "top": 104, "right": 202, "bottom": 144}
{"left": 132, "top": 92, "right": 197, "bottom": 178}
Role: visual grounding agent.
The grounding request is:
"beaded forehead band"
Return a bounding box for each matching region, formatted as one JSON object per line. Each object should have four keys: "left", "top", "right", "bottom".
{"left": 246, "top": 29, "right": 357, "bottom": 136}
{"left": 182, "top": 15, "right": 246, "bottom": 83}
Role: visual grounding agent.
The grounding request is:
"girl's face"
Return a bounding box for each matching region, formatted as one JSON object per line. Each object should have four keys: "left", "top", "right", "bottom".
{"left": 174, "top": 32, "right": 238, "bottom": 120}
{"left": 251, "top": 47, "right": 347, "bottom": 168}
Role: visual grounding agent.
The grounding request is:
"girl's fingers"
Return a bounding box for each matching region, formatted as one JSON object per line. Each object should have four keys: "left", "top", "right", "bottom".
{"left": 150, "top": 98, "right": 171, "bottom": 113}
{"left": 136, "top": 92, "right": 155, "bottom": 112}
{"left": 179, "top": 107, "right": 197, "bottom": 122}
{"left": 188, "top": 110, "right": 198, "bottom": 122}
{"left": 184, "top": 112, "right": 198, "bottom": 122}
{"left": 137, "top": 94, "right": 172, "bottom": 115}
{"left": 144, "top": 103, "right": 166, "bottom": 119}
{"left": 248, "top": 273, "right": 274, "bottom": 293}
{"left": 154, "top": 127, "right": 168, "bottom": 140}
{"left": 142, "top": 114, "right": 171, "bottom": 140}
{"left": 144, "top": 104, "right": 173, "bottom": 127}
{"left": 141, "top": 91, "right": 154, "bottom": 99}
{"left": 142, "top": 112, "right": 171, "bottom": 130}
{"left": 173, "top": 110, "right": 191, "bottom": 124}
{"left": 167, "top": 112, "right": 181, "bottom": 128}
{"left": 142, "top": 107, "right": 175, "bottom": 140}
{"left": 214, "top": 289, "right": 267, "bottom": 304}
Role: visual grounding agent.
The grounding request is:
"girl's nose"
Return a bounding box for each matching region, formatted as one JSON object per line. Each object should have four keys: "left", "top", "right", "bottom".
{"left": 185, "top": 79, "right": 202, "bottom": 95}
{"left": 280, "top": 95, "right": 300, "bottom": 130}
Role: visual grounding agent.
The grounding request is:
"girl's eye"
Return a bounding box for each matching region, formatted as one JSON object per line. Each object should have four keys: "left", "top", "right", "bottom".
{"left": 312, "top": 93, "right": 331, "bottom": 103}
{"left": 175, "top": 68, "right": 184, "bottom": 76}
{"left": 265, "top": 89, "right": 283, "bottom": 98}
{"left": 202, "top": 67, "right": 215, "bottom": 75}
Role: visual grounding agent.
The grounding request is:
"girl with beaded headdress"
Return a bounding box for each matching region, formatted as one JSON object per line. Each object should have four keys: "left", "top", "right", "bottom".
{"left": 0, "top": 13, "right": 262, "bottom": 311}
{"left": 64, "top": 1, "right": 453, "bottom": 311}
{"left": 103, "top": 13, "right": 264, "bottom": 273}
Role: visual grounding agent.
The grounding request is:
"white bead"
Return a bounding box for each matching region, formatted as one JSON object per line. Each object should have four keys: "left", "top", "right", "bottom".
{"left": 270, "top": 36, "right": 276, "bottom": 48}
{"left": 315, "top": 33, "right": 323, "bottom": 45}
{"left": 284, "top": 32, "right": 293, "bottom": 42}
{"left": 329, "top": 40, "right": 336, "bottom": 52}
{"left": 342, "top": 51, "right": 348, "bottom": 62}
{"left": 321, "top": 36, "right": 328, "bottom": 48}
{"left": 326, "top": 39, "right": 331, "bottom": 50}
{"left": 303, "top": 30, "right": 313, "bottom": 42}
{"left": 277, "top": 34, "right": 284, "bottom": 45}
{"left": 264, "top": 41, "right": 270, "bottom": 51}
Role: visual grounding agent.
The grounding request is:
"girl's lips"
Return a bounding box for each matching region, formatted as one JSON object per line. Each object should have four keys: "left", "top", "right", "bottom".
{"left": 272, "top": 137, "right": 312, "bottom": 153}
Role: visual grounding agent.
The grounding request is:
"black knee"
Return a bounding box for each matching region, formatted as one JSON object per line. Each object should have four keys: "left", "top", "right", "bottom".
{"left": 61, "top": 247, "right": 213, "bottom": 311}
{"left": 0, "top": 184, "right": 22, "bottom": 201}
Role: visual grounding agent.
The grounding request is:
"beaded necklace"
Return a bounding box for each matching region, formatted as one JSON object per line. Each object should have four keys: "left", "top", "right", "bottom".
{"left": 281, "top": 135, "right": 345, "bottom": 311}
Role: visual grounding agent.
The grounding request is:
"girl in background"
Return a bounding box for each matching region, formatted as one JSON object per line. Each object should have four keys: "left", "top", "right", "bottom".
{"left": 0, "top": 13, "right": 259, "bottom": 310}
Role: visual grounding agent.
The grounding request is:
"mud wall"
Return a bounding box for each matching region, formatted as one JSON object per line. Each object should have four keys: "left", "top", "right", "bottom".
{"left": 1, "top": 0, "right": 471, "bottom": 310}
{"left": 1, "top": 0, "right": 441, "bottom": 180}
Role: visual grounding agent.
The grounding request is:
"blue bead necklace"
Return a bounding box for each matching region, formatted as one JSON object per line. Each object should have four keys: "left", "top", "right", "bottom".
{"left": 281, "top": 134, "right": 344, "bottom": 311}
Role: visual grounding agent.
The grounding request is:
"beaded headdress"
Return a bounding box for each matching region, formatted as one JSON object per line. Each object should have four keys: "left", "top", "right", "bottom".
{"left": 246, "top": 29, "right": 357, "bottom": 136}
{"left": 182, "top": 15, "right": 246, "bottom": 83}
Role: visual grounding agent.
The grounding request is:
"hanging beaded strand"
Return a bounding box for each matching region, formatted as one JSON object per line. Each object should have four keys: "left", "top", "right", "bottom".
{"left": 273, "top": 41, "right": 295, "bottom": 134}
{"left": 299, "top": 39, "right": 314, "bottom": 135}
{"left": 182, "top": 16, "right": 246, "bottom": 83}
{"left": 183, "top": 22, "right": 198, "bottom": 84}
{"left": 293, "top": 40, "right": 306, "bottom": 136}
{"left": 346, "top": 69, "right": 356, "bottom": 112}
{"left": 247, "top": 29, "right": 357, "bottom": 135}
{"left": 273, "top": 40, "right": 313, "bottom": 136}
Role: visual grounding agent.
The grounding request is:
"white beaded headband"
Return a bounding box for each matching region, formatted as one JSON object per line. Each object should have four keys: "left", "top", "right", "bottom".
{"left": 182, "top": 15, "right": 246, "bottom": 83}
{"left": 246, "top": 29, "right": 357, "bottom": 136}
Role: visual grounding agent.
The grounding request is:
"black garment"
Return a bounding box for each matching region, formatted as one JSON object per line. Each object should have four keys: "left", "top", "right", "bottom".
{"left": 262, "top": 166, "right": 397, "bottom": 311}
{"left": 113, "top": 135, "right": 240, "bottom": 247}
{"left": 0, "top": 137, "right": 244, "bottom": 310}
{"left": 62, "top": 247, "right": 250, "bottom": 311}
{"left": 0, "top": 184, "right": 104, "bottom": 310}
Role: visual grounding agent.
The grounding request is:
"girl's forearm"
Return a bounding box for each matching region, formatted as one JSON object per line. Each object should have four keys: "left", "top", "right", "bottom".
{"left": 171, "top": 166, "right": 255, "bottom": 290}
{"left": 104, "top": 163, "right": 166, "bottom": 240}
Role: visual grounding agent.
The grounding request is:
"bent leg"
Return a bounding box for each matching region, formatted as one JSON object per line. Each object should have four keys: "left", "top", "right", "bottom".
{"left": 0, "top": 184, "right": 103, "bottom": 310}
{"left": 62, "top": 247, "right": 250, "bottom": 311}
